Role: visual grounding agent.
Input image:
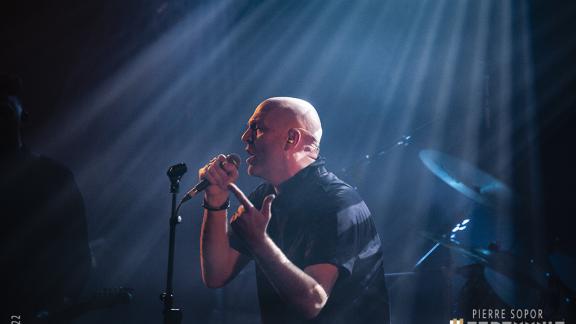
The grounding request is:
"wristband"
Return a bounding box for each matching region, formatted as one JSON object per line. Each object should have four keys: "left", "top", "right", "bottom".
{"left": 202, "top": 198, "right": 230, "bottom": 211}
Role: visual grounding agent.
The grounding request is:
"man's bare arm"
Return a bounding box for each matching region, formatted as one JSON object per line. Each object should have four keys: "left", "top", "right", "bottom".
{"left": 229, "top": 185, "right": 340, "bottom": 319}
{"left": 200, "top": 208, "right": 250, "bottom": 287}
{"left": 198, "top": 155, "right": 249, "bottom": 288}
{"left": 251, "top": 236, "right": 339, "bottom": 319}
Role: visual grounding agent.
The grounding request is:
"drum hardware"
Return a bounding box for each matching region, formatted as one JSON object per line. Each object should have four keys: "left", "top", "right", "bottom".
{"left": 418, "top": 149, "right": 512, "bottom": 209}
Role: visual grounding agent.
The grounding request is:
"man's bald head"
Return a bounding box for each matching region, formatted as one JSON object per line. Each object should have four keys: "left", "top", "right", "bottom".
{"left": 242, "top": 97, "right": 323, "bottom": 184}
{"left": 256, "top": 97, "right": 322, "bottom": 148}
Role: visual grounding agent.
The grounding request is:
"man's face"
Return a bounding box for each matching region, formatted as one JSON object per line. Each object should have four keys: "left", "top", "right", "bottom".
{"left": 241, "top": 104, "right": 287, "bottom": 181}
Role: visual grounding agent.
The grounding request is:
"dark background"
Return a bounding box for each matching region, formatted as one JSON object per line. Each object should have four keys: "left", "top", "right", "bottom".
{"left": 1, "top": 0, "right": 575, "bottom": 323}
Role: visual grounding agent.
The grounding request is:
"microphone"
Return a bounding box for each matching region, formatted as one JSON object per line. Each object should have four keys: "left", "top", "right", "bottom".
{"left": 180, "top": 154, "right": 241, "bottom": 203}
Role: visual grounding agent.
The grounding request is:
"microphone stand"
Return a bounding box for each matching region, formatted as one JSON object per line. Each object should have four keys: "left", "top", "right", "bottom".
{"left": 160, "top": 163, "right": 187, "bottom": 324}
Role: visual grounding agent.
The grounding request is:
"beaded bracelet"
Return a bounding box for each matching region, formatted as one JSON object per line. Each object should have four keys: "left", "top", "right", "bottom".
{"left": 202, "top": 198, "right": 230, "bottom": 211}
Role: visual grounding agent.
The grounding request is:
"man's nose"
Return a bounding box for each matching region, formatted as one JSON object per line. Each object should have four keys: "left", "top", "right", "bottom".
{"left": 241, "top": 128, "right": 251, "bottom": 143}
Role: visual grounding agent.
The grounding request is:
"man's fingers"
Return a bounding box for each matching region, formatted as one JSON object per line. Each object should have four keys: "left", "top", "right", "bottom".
{"left": 230, "top": 205, "right": 245, "bottom": 223}
{"left": 206, "top": 166, "right": 222, "bottom": 184}
{"left": 212, "top": 163, "right": 229, "bottom": 180}
{"left": 221, "top": 160, "right": 238, "bottom": 175}
{"left": 228, "top": 183, "right": 254, "bottom": 210}
{"left": 198, "top": 165, "right": 207, "bottom": 179}
{"left": 261, "top": 194, "right": 276, "bottom": 218}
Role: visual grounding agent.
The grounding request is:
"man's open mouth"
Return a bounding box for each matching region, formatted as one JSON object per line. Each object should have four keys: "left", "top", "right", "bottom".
{"left": 245, "top": 147, "right": 256, "bottom": 165}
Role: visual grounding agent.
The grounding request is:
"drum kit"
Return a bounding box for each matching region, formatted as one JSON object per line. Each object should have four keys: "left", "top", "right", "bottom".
{"left": 414, "top": 148, "right": 574, "bottom": 320}
{"left": 341, "top": 121, "right": 576, "bottom": 322}
{"left": 344, "top": 137, "right": 575, "bottom": 321}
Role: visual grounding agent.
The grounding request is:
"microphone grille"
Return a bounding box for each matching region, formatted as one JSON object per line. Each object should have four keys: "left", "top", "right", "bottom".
{"left": 226, "top": 153, "right": 241, "bottom": 167}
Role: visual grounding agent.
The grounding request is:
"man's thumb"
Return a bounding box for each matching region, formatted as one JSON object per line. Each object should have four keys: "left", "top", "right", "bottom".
{"left": 261, "top": 194, "right": 276, "bottom": 218}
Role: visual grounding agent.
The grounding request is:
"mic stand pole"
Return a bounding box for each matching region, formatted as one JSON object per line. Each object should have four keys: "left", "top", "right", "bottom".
{"left": 160, "top": 163, "right": 187, "bottom": 324}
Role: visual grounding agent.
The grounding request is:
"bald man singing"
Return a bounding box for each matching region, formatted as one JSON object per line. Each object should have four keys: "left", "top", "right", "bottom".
{"left": 198, "top": 97, "right": 389, "bottom": 323}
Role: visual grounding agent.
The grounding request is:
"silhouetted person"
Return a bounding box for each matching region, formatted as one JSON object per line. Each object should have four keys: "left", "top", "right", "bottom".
{"left": 0, "top": 75, "right": 91, "bottom": 323}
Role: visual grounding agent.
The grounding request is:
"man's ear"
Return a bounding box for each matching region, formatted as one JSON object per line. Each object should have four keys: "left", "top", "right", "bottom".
{"left": 285, "top": 128, "right": 301, "bottom": 150}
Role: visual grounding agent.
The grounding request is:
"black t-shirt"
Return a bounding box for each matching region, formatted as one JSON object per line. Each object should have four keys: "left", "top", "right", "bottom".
{"left": 230, "top": 158, "right": 390, "bottom": 324}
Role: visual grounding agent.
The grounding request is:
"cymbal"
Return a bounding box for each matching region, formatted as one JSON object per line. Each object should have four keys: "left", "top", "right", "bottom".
{"left": 481, "top": 248, "right": 549, "bottom": 307}
{"left": 422, "top": 231, "right": 549, "bottom": 307}
{"left": 420, "top": 231, "right": 488, "bottom": 264}
{"left": 421, "top": 231, "right": 547, "bottom": 286}
{"left": 419, "top": 150, "right": 512, "bottom": 208}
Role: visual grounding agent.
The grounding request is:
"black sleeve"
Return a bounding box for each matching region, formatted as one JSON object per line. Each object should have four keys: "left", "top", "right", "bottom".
{"left": 305, "top": 189, "right": 379, "bottom": 277}
{"left": 32, "top": 158, "right": 92, "bottom": 304}
{"left": 51, "top": 168, "right": 92, "bottom": 300}
{"left": 229, "top": 217, "right": 251, "bottom": 256}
